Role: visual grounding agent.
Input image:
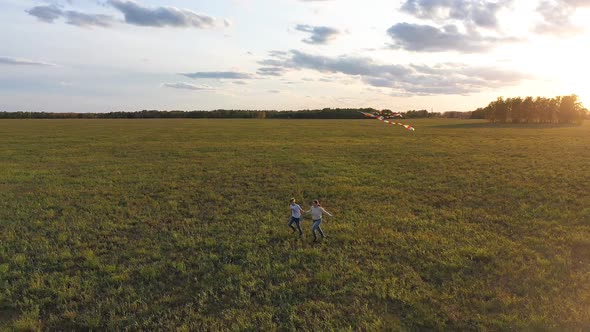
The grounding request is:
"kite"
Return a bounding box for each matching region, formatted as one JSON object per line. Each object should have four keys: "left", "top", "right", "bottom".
{"left": 360, "top": 112, "right": 416, "bottom": 131}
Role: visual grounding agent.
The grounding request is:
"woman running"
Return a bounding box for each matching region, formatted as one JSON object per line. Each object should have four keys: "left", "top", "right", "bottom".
{"left": 306, "top": 199, "right": 333, "bottom": 242}
{"left": 288, "top": 198, "right": 304, "bottom": 237}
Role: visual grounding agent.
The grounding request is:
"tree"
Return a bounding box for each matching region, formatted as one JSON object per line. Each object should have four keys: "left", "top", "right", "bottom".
{"left": 495, "top": 97, "right": 509, "bottom": 123}
{"left": 405, "top": 109, "right": 429, "bottom": 118}
{"left": 558, "top": 94, "right": 583, "bottom": 124}
{"left": 508, "top": 97, "right": 523, "bottom": 123}
{"left": 380, "top": 109, "right": 393, "bottom": 116}
{"left": 470, "top": 107, "right": 486, "bottom": 119}
{"left": 484, "top": 101, "right": 496, "bottom": 122}
{"left": 521, "top": 96, "right": 535, "bottom": 123}
{"left": 534, "top": 97, "right": 554, "bottom": 124}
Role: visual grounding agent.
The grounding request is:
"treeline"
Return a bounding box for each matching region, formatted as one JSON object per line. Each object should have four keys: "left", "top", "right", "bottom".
{"left": 4, "top": 101, "right": 585, "bottom": 121}
{"left": 0, "top": 108, "right": 375, "bottom": 119}
{"left": 473, "top": 95, "right": 588, "bottom": 124}
{"left": 0, "top": 108, "right": 446, "bottom": 119}
{"left": 404, "top": 110, "right": 441, "bottom": 118}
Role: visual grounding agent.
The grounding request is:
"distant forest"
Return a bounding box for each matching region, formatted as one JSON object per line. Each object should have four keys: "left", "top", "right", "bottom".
{"left": 1, "top": 95, "right": 588, "bottom": 122}
{"left": 0, "top": 108, "right": 442, "bottom": 119}
{"left": 473, "top": 94, "right": 588, "bottom": 124}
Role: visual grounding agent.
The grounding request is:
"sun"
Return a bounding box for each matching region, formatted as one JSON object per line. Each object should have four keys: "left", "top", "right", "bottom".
{"left": 529, "top": 35, "right": 590, "bottom": 108}
{"left": 559, "top": 61, "right": 590, "bottom": 108}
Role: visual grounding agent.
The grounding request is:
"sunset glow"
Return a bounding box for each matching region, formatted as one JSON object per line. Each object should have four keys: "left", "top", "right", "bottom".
{"left": 1, "top": 0, "right": 590, "bottom": 112}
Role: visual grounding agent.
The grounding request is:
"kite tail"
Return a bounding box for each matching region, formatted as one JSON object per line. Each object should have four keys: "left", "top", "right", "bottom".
{"left": 359, "top": 111, "right": 415, "bottom": 131}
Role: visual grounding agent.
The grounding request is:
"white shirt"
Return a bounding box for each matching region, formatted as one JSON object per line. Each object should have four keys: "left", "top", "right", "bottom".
{"left": 290, "top": 203, "right": 302, "bottom": 218}
{"left": 309, "top": 206, "right": 332, "bottom": 220}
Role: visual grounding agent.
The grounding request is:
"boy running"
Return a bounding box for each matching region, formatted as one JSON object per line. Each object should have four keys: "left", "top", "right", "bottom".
{"left": 288, "top": 198, "right": 304, "bottom": 237}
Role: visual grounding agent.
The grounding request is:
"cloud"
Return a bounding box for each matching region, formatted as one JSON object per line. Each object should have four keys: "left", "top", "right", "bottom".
{"left": 257, "top": 67, "right": 285, "bottom": 76}
{"left": 387, "top": 23, "right": 514, "bottom": 52}
{"left": 162, "top": 82, "right": 213, "bottom": 90}
{"left": 108, "top": 0, "right": 218, "bottom": 28}
{"left": 26, "top": 5, "right": 63, "bottom": 23}
{"left": 535, "top": 0, "right": 586, "bottom": 35}
{"left": 258, "top": 50, "right": 529, "bottom": 96}
{"left": 63, "top": 11, "right": 114, "bottom": 27}
{"left": 399, "top": 0, "right": 588, "bottom": 38}
{"left": 400, "top": 0, "right": 512, "bottom": 29}
{"left": 458, "top": 66, "right": 525, "bottom": 83}
{"left": 268, "top": 50, "right": 289, "bottom": 57}
{"left": 181, "top": 72, "right": 253, "bottom": 79}
{"left": 562, "top": 0, "right": 590, "bottom": 6}
{"left": 0, "top": 56, "right": 56, "bottom": 66}
{"left": 286, "top": 50, "right": 412, "bottom": 77}
{"left": 27, "top": 5, "right": 115, "bottom": 27}
{"left": 28, "top": 1, "right": 226, "bottom": 29}
{"left": 295, "top": 24, "right": 340, "bottom": 44}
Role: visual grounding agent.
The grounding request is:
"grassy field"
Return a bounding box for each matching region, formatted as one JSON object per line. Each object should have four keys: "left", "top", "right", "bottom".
{"left": 1, "top": 119, "right": 589, "bottom": 330}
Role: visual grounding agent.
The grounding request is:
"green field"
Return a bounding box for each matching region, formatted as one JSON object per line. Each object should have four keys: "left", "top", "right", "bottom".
{"left": 1, "top": 119, "right": 589, "bottom": 330}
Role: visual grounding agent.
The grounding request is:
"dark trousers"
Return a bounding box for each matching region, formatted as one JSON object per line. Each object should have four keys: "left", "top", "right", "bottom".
{"left": 288, "top": 217, "right": 303, "bottom": 236}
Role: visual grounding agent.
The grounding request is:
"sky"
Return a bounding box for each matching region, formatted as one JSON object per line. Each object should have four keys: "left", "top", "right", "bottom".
{"left": 1, "top": 0, "right": 590, "bottom": 113}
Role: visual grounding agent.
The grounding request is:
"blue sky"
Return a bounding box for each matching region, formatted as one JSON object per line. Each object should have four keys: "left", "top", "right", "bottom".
{"left": 1, "top": 0, "right": 590, "bottom": 112}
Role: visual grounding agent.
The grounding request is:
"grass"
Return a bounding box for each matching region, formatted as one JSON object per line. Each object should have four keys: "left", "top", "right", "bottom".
{"left": 0, "top": 118, "right": 589, "bottom": 330}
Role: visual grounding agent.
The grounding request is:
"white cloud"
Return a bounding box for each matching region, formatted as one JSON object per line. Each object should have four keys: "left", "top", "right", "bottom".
{"left": 108, "top": 0, "right": 221, "bottom": 29}
{"left": 258, "top": 50, "right": 530, "bottom": 95}
{"left": 162, "top": 82, "right": 213, "bottom": 90}
{"left": 27, "top": 1, "right": 228, "bottom": 29}
{"left": 295, "top": 24, "right": 340, "bottom": 44}
{"left": 386, "top": 23, "right": 516, "bottom": 52}
{"left": 181, "top": 72, "right": 254, "bottom": 79}
{"left": 26, "top": 5, "right": 63, "bottom": 23}
{"left": 0, "top": 56, "right": 57, "bottom": 66}
{"left": 400, "top": 0, "right": 513, "bottom": 29}
{"left": 27, "top": 5, "right": 114, "bottom": 27}
{"left": 535, "top": 0, "right": 587, "bottom": 35}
